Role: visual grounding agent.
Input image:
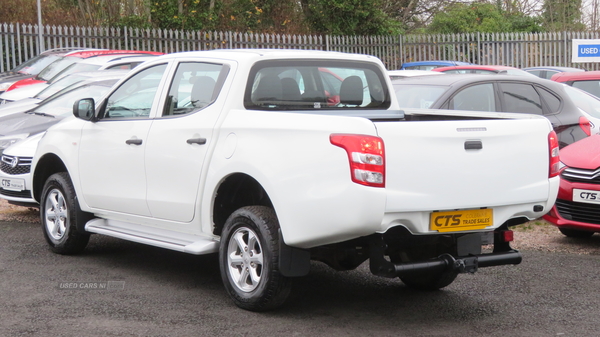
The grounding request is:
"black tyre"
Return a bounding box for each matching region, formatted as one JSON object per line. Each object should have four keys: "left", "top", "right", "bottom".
{"left": 219, "top": 206, "right": 292, "bottom": 311}
{"left": 559, "top": 228, "right": 594, "bottom": 238}
{"left": 400, "top": 270, "right": 459, "bottom": 291}
{"left": 41, "top": 172, "right": 92, "bottom": 255}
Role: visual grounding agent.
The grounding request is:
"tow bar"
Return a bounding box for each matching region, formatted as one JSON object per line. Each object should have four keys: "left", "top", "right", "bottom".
{"left": 368, "top": 236, "right": 522, "bottom": 278}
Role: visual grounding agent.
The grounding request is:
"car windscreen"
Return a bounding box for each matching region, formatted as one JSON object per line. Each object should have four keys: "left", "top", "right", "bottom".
{"left": 564, "top": 85, "right": 600, "bottom": 119}
{"left": 244, "top": 59, "right": 391, "bottom": 112}
{"left": 392, "top": 84, "right": 448, "bottom": 109}
{"left": 47, "top": 63, "right": 102, "bottom": 83}
{"left": 12, "top": 54, "right": 62, "bottom": 75}
{"left": 35, "top": 56, "right": 79, "bottom": 81}
{"left": 34, "top": 74, "right": 91, "bottom": 100}
{"left": 31, "top": 81, "right": 116, "bottom": 117}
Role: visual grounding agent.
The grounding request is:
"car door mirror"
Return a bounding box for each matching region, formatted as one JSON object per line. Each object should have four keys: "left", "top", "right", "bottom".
{"left": 73, "top": 98, "right": 96, "bottom": 121}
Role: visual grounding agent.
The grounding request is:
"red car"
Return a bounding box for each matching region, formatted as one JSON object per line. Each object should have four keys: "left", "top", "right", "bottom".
{"left": 5, "top": 49, "right": 163, "bottom": 92}
{"left": 543, "top": 135, "right": 600, "bottom": 237}
{"left": 432, "top": 65, "right": 537, "bottom": 77}
{"left": 551, "top": 71, "right": 600, "bottom": 98}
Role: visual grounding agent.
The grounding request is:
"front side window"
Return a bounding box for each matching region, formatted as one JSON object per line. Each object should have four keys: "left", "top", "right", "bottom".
{"left": 449, "top": 83, "right": 496, "bottom": 111}
{"left": 162, "top": 62, "right": 227, "bottom": 117}
{"left": 499, "top": 82, "right": 543, "bottom": 115}
{"left": 102, "top": 64, "right": 167, "bottom": 119}
{"left": 245, "top": 60, "right": 390, "bottom": 111}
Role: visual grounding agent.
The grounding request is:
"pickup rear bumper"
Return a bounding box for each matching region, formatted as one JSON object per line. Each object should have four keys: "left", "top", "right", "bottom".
{"left": 369, "top": 236, "right": 522, "bottom": 278}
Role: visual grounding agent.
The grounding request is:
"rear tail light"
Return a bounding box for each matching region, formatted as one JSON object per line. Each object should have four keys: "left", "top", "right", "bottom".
{"left": 579, "top": 116, "right": 592, "bottom": 136}
{"left": 548, "top": 130, "right": 560, "bottom": 178}
{"left": 330, "top": 134, "right": 385, "bottom": 187}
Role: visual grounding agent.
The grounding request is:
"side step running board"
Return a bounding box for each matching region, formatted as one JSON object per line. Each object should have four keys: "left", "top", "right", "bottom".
{"left": 85, "top": 218, "right": 219, "bottom": 255}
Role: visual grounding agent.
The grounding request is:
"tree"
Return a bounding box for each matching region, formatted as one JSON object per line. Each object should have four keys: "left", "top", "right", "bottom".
{"left": 427, "top": 2, "right": 543, "bottom": 33}
{"left": 542, "top": 0, "right": 585, "bottom": 31}
{"left": 299, "top": 0, "right": 401, "bottom": 35}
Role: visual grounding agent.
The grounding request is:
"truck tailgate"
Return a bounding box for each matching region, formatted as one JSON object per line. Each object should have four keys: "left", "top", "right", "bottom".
{"left": 375, "top": 116, "right": 553, "bottom": 213}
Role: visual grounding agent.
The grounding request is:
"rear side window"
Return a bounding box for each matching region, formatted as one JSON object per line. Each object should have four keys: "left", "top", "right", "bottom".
{"left": 162, "top": 61, "right": 228, "bottom": 117}
{"left": 572, "top": 80, "right": 600, "bottom": 98}
{"left": 245, "top": 59, "right": 390, "bottom": 111}
{"left": 499, "top": 83, "right": 543, "bottom": 115}
{"left": 537, "top": 87, "right": 561, "bottom": 114}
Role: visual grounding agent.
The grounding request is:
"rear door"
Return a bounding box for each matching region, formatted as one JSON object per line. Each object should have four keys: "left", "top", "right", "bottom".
{"left": 144, "top": 60, "right": 230, "bottom": 222}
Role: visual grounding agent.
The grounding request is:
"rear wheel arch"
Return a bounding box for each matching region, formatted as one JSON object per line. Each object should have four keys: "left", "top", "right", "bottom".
{"left": 212, "top": 173, "right": 273, "bottom": 237}
{"left": 33, "top": 153, "right": 68, "bottom": 203}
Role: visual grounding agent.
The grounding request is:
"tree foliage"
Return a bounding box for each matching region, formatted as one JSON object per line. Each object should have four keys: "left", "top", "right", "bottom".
{"left": 299, "top": 0, "right": 401, "bottom": 35}
{"left": 542, "top": 0, "right": 585, "bottom": 31}
{"left": 427, "top": 2, "right": 543, "bottom": 34}
{"left": 1, "top": 0, "right": 597, "bottom": 35}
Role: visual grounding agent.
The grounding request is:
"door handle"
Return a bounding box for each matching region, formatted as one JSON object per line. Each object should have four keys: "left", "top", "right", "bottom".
{"left": 186, "top": 138, "right": 207, "bottom": 145}
{"left": 126, "top": 138, "right": 143, "bottom": 145}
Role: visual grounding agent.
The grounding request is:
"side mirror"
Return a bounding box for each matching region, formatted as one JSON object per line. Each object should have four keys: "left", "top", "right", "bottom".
{"left": 73, "top": 98, "right": 96, "bottom": 121}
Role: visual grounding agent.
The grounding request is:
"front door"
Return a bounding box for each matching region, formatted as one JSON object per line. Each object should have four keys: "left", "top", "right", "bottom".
{"left": 78, "top": 63, "right": 168, "bottom": 216}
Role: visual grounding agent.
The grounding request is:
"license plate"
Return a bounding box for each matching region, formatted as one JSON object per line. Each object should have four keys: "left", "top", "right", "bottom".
{"left": 573, "top": 188, "right": 600, "bottom": 205}
{"left": 1, "top": 178, "right": 25, "bottom": 191}
{"left": 430, "top": 208, "right": 493, "bottom": 232}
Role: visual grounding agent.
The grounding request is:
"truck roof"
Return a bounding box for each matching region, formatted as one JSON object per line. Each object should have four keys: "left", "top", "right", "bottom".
{"left": 152, "top": 49, "right": 383, "bottom": 63}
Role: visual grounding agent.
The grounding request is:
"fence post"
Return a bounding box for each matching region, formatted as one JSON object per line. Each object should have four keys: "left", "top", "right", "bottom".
{"left": 477, "top": 32, "right": 481, "bottom": 65}
{"left": 398, "top": 34, "right": 403, "bottom": 67}
{"left": 563, "top": 31, "right": 567, "bottom": 67}
{"left": 325, "top": 35, "right": 329, "bottom": 51}
{"left": 124, "top": 26, "right": 129, "bottom": 50}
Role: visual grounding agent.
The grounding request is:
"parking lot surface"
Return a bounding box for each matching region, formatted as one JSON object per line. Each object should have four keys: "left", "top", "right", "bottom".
{"left": 1, "top": 203, "right": 599, "bottom": 336}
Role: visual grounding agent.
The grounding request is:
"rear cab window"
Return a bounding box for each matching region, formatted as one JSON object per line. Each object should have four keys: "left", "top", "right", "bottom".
{"left": 244, "top": 59, "right": 391, "bottom": 113}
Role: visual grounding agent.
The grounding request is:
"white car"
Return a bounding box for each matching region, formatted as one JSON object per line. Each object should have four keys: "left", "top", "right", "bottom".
{"left": 0, "top": 55, "right": 157, "bottom": 104}
{"left": 0, "top": 132, "right": 42, "bottom": 206}
{"left": 30, "top": 49, "right": 558, "bottom": 311}
{"left": 0, "top": 78, "right": 122, "bottom": 205}
{"left": 561, "top": 84, "right": 600, "bottom": 136}
{"left": 0, "top": 70, "right": 128, "bottom": 117}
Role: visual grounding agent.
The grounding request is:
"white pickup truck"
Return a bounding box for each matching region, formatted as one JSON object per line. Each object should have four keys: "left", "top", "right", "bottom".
{"left": 30, "top": 49, "right": 560, "bottom": 311}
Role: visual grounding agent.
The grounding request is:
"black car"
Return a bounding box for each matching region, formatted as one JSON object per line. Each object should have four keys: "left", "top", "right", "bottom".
{"left": 392, "top": 74, "right": 600, "bottom": 148}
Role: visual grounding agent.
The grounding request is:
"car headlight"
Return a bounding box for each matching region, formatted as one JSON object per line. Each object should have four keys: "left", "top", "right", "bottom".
{"left": 0, "top": 133, "right": 29, "bottom": 152}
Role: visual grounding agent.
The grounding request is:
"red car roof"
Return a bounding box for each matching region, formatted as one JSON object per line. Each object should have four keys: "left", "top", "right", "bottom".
{"left": 66, "top": 50, "right": 163, "bottom": 58}
{"left": 551, "top": 70, "right": 600, "bottom": 82}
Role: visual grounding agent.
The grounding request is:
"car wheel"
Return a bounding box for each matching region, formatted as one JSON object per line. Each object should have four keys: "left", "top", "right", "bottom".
{"left": 41, "top": 172, "right": 92, "bottom": 255}
{"left": 559, "top": 227, "right": 594, "bottom": 238}
{"left": 219, "top": 206, "right": 292, "bottom": 311}
{"left": 400, "top": 270, "right": 459, "bottom": 291}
